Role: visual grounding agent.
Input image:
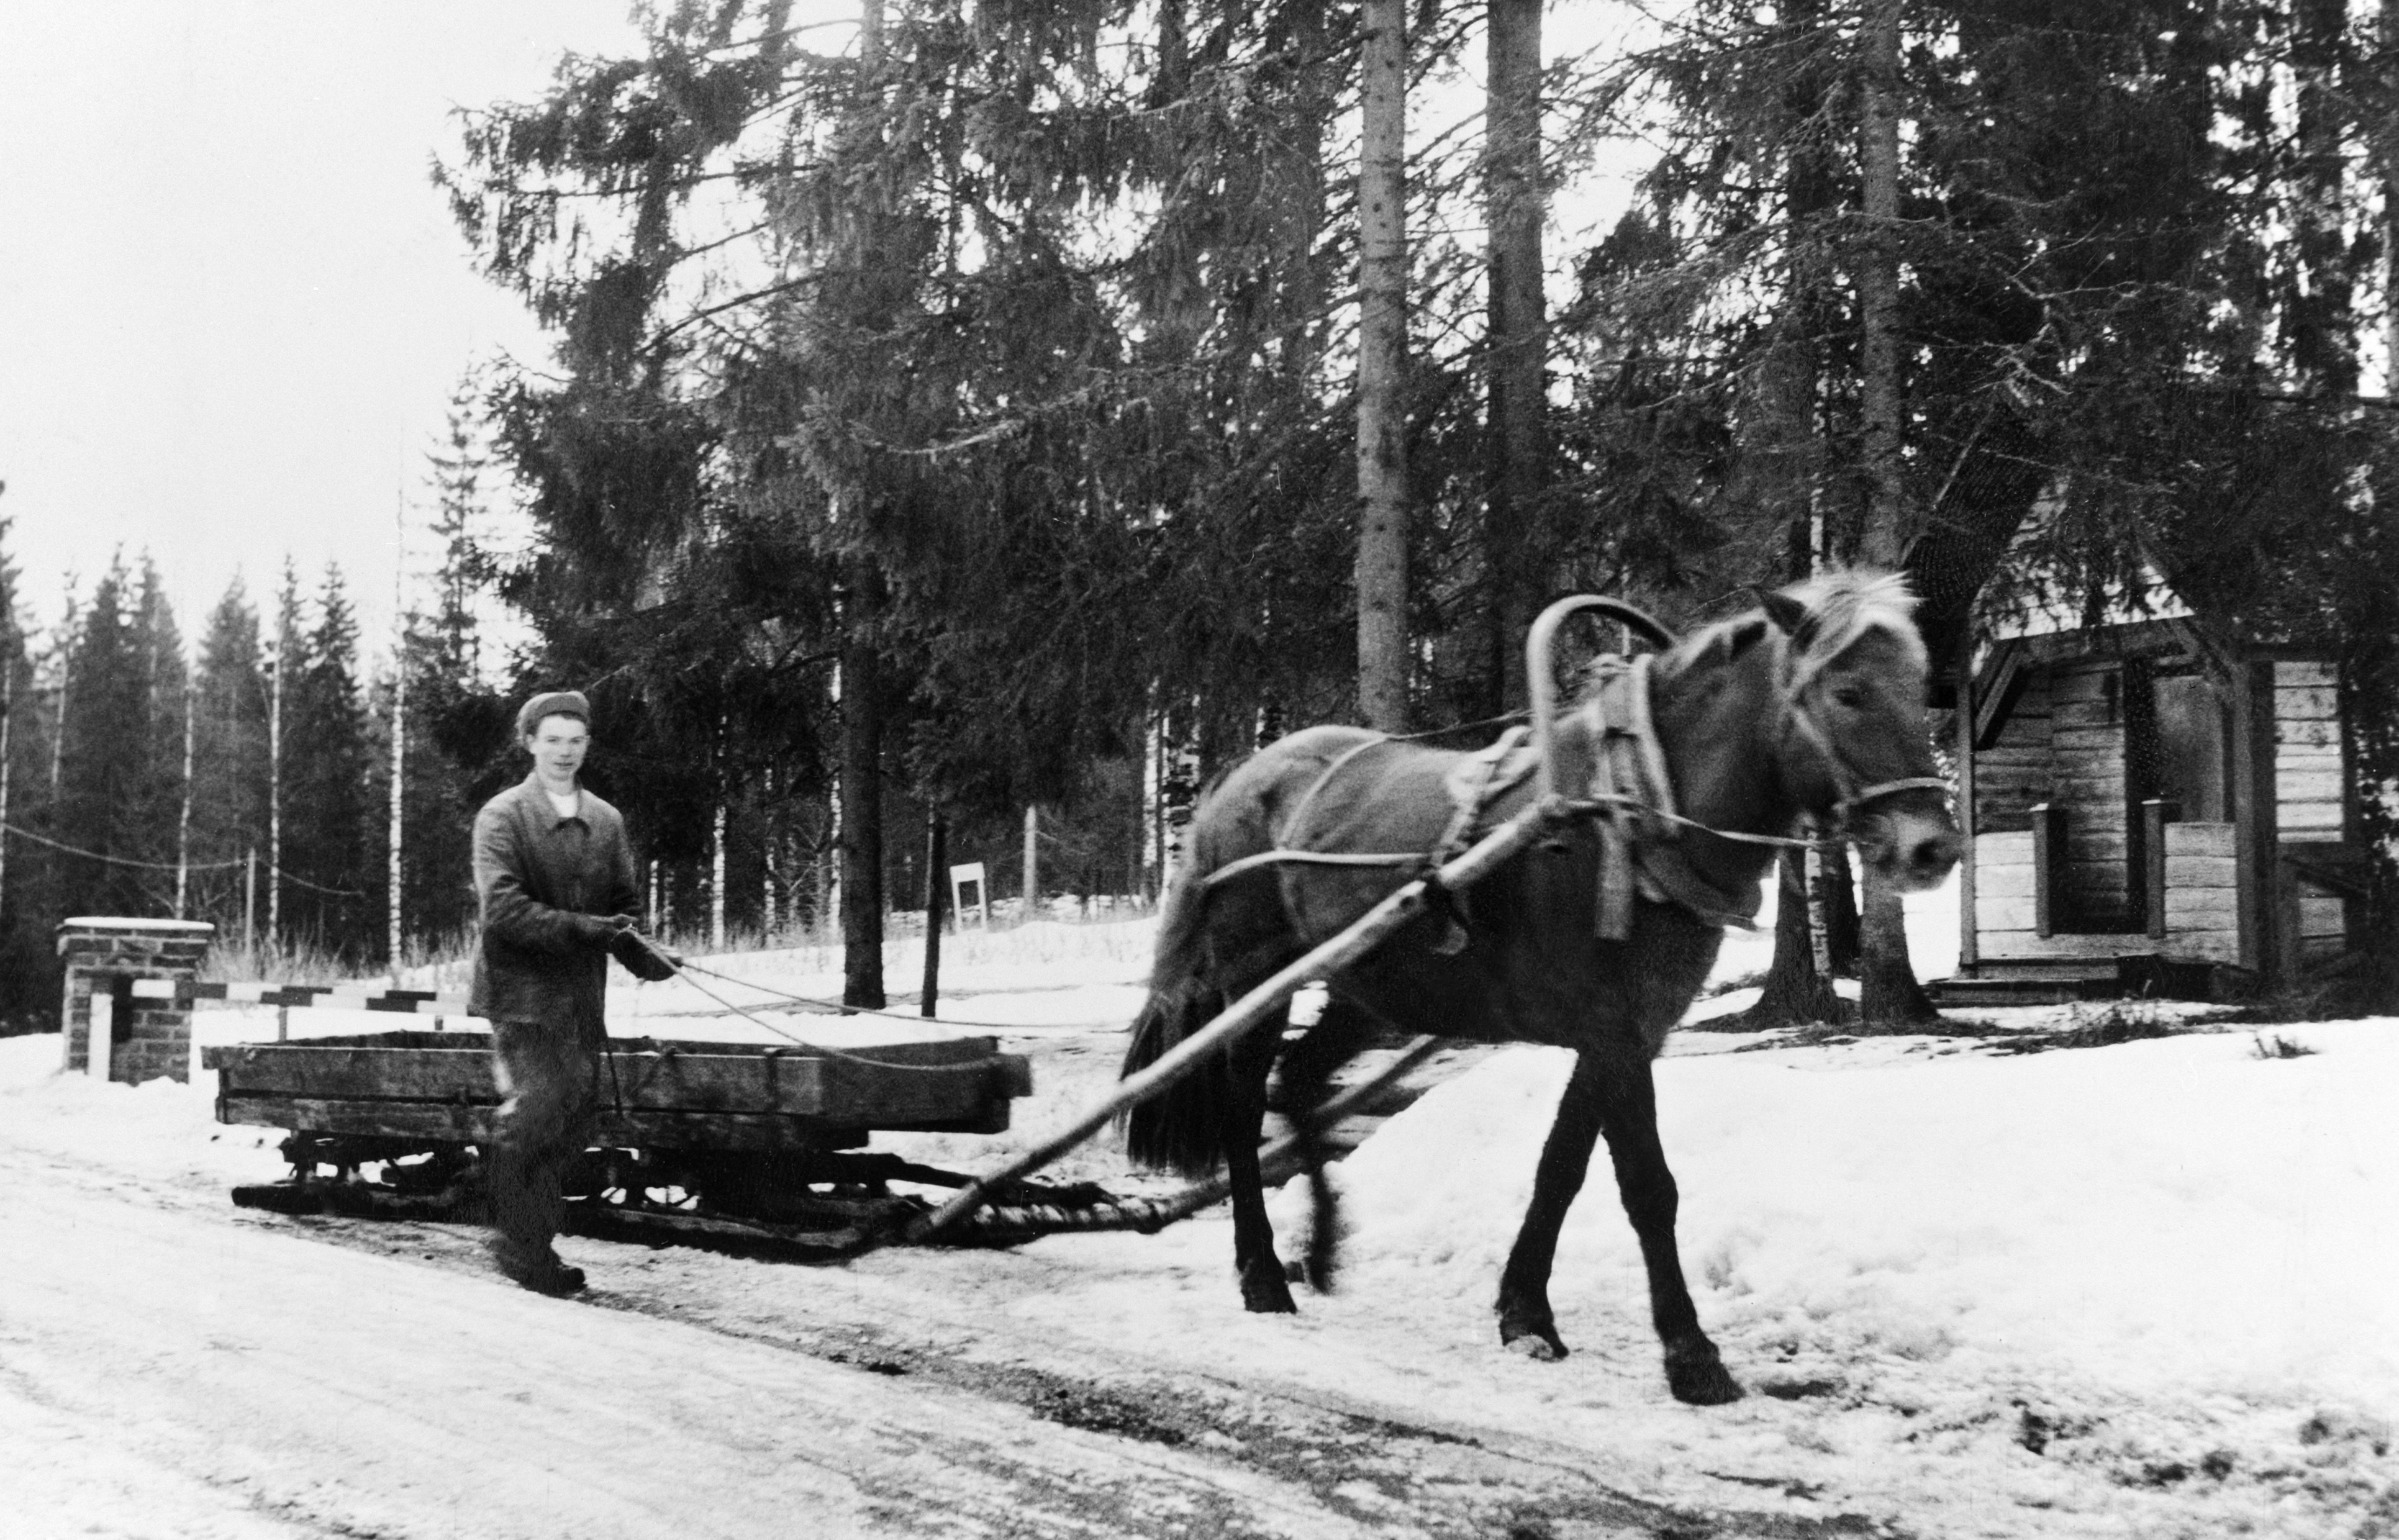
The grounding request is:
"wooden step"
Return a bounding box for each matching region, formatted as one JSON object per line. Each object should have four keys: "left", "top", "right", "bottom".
{"left": 1927, "top": 972, "right": 2120, "bottom": 1007}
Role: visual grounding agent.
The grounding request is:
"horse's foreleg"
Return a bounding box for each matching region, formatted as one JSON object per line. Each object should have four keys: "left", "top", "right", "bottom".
{"left": 1597, "top": 1058, "right": 1743, "bottom": 1406}
{"left": 1225, "top": 1025, "right": 1297, "bottom": 1314}
{"left": 1495, "top": 1052, "right": 1607, "bottom": 1361}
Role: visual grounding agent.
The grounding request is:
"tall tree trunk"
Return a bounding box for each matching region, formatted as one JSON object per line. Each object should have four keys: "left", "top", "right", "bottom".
{"left": 1022, "top": 804, "right": 1040, "bottom": 919}
{"left": 2385, "top": 0, "right": 2399, "bottom": 391}
{"left": 1728, "top": 0, "right": 1838, "bottom": 1026}
{"left": 838, "top": 0, "right": 891, "bottom": 1008}
{"left": 1856, "top": 0, "right": 1906, "bottom": 559}
{"left": 1818, "top": 845, "right": 1860, "bottom": 975}
{"left": 1484, "top": 0, "right": 1544, "bottom": 712}
{"left": 1355, "top": 0, "right": 1411, "bottom": 732}
{"left": 921, "top": 810, "right": 946, "bottom": 1018}
{"left": 840, "top": 584, "right": 886, "bottom": 1009}
{"left": 2294, "top": 0, "right": 2356, "bottom": 396}
{"left": 179, "top": 679, "right": 196, "bottom": 922}
{"left": 1854, "top": 0, "right": 1939, "bottom": 1026}
{"left": 268, "top": 620, "right": 282, "bottom": 945}
{"left": 1730, "top": 849, "right": 1849, "bottom": 1028}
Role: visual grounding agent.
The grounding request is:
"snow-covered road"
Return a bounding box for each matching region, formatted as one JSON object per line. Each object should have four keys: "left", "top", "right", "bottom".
{"left": 0, "top": 1127, "right": 1854, "bottom": 1540}
{"left": 0, "top": 1140, "right": 1442, "bottom": 1540}
{"left": 7, "top": 902, "right": 2398, "bottom": 1538}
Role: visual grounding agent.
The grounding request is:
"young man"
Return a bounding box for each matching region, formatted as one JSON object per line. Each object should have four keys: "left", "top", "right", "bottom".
{"left": 469, "top": 690, "right": 677, "bottom": 1294}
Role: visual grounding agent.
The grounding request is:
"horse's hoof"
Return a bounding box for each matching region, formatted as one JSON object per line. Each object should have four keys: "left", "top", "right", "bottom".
{"left": 1666, "top": 1349, "right": 1745, "bottom": 1406}
{"left": 1500, "top": 1323, "right": 1568, "bottom": 1361}
{"left": 1243, "top": 1275, "right": 1299, "bottom": 1315}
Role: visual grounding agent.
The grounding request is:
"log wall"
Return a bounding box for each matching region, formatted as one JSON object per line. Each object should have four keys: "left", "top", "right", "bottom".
{"left": 2161, "top": 822, "right": 2239, "bottom": 963}
{"left": 1965, "top": 634, "right": 2352, "bottom": 981}
{"left": 2274, "top": 661, "right": 2344, "bottom": 843}
{"left": 1974, "top": 671, "right": 2051, "bottom": 833}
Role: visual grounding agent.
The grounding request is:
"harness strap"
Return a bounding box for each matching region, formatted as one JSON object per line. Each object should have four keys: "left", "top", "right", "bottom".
{"left": 1202, "top": 848, "right": 1425, "bottom": 888}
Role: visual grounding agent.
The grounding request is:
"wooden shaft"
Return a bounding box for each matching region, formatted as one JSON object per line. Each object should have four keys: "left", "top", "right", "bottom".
{"left": 905, "top": 804, "right": 1557, "bottom": 1241}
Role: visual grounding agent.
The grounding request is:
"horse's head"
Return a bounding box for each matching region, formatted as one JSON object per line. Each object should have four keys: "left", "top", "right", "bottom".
{"left": 1746, "top": 569, "right": 1958, "bottom": 891}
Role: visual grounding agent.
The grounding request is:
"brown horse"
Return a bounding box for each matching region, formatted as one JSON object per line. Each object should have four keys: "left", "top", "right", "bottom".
{"left": 1120, "top": 569, "right": 1959, "bottom": 1405}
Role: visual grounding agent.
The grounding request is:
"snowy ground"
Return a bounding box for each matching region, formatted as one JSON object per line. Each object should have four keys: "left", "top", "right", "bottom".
{"left": 4, "top": 876, "right": 2397, "bottom": 1538}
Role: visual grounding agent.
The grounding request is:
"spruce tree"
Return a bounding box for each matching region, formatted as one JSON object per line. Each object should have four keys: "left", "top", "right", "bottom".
{"left": 0, "top": 514, "right": 52, "bottom": 1028}
{"left": 283, "top": 566, "right": 376, "bottom": 958}
{"left": 191, "top": 579, "right": 271, "bottom": 940}
{"left": 53, "top": 557, "right": 160, "bottom": 916}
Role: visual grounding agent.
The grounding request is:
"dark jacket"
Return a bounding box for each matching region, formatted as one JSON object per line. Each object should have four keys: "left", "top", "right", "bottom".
{"left": 469, "top": 773, "right": 643, "bottom": 1031}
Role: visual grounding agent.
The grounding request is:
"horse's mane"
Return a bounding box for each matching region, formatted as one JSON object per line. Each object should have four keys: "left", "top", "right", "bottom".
{"left": 1782, "top": 567, "right": 1926, "bottom": 675}
{"left": 1661, "top": 566, "right": 1926, "bottom": 684}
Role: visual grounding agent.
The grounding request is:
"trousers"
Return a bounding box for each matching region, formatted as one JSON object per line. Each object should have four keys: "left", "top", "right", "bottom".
{"left": 486, "top": 1017, "right": 605, "bottom": 1275}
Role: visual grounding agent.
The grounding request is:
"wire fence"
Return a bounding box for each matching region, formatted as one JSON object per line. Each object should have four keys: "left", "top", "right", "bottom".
{"left": 0, "top": 820, "right": 365, "bottom": 897}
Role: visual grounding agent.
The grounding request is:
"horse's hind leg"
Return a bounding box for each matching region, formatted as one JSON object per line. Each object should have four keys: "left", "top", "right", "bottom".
{"left": 1272, "top": 997, "right": 1384, "bottom": 1292}
{"left": 1223, "top": 1021, "right": 1298, "bottom": 1313}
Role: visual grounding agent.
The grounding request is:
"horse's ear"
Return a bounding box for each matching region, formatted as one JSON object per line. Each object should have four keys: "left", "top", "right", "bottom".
{"left": 1718, "top": 617, "right": 1769, "bottom": 660}
{"left": 1756, "top": 586, "right": 1810, "bottom": 635}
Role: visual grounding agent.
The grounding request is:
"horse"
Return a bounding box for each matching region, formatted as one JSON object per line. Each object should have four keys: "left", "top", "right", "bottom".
{"left": 1118, "top": 568, "right": 1961, "bottom": 1405}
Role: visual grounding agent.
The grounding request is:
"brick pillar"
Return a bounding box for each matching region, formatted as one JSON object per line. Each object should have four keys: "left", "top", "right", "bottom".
{"left": 57, "top": 917, "right": 216, "bottom": 1084}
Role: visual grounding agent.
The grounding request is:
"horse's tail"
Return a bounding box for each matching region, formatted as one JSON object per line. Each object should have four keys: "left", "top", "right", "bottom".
{"left": 1119, "top": 864, "right": 1236, "bottom": 1179}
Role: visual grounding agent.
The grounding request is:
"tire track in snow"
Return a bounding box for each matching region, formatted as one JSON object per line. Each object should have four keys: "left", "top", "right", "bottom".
{"left": 225, "top": 1197, "right": 1907, "bottom": 1540}
{"left": 0, "top": 1144, "right": 1404, "bottom": 1540}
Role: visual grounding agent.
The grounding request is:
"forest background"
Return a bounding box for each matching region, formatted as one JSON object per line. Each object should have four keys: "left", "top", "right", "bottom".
{"left": 4, "top": 0, "right": 2398, "bottom": 1030}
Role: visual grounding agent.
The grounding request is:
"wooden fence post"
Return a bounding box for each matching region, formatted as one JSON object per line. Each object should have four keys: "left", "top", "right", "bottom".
{"left": 2274, "top": 857, "right": 2303, "bottom": 992}
{"left": 2031, "top": 802, "right": 2064, "bottom": 938}
{"left": 2143, "top": 798, "right": 2177, "bottom": 941}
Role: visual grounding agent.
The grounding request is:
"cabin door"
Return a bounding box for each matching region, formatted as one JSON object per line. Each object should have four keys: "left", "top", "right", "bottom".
{"left": 2124, "top": 661, "right": 2232, "bottom": 918}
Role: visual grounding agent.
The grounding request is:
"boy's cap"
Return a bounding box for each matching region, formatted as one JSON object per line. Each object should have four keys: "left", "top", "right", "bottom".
{"left": 517, "top": 691, "right": 591, "bottom": 736}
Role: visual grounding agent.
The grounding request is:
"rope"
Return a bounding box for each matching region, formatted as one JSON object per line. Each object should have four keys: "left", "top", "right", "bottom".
{"left": 671, "top": 956, "right": 1123, "bottom": 1035}
{"left": 1382, "top": 709, "right": 1531, "bottom": 743}
{"left": 0, "top": 821, "right": 243, "bottom": 871}
{"left": 624, "top": 938, "right": 1017, "bottom": 1076}
{"left": 1204, "top": 791, "right": 1843, "bottom": 894}
{"left": 0, "top": 822, "right": 367, "bottom": 896}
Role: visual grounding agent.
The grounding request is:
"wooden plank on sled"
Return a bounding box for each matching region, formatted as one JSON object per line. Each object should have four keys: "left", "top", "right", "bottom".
{"left": 212, "top": 1095, "right": 973, "bottom": 1152}
{"left": 206, "top": 1032, "right": 1020, "bottom": 1124}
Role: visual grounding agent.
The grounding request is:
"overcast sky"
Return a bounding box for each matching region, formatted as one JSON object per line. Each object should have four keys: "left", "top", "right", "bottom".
{"left": 2, "top": 3, "right": 1636, "bottom": 671}
{"left": 0, "top": 1, "right": 653, "bottom": 656}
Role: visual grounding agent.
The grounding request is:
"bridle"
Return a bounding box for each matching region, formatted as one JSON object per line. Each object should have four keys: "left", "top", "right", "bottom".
{"left": 1773, "top": 619, "right": 1949, "bottom": 838}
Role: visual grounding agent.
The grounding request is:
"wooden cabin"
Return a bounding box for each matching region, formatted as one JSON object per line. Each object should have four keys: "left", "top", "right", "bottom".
{"left": 1943, "top": 616, "right": 2366, "bottom": 1003}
